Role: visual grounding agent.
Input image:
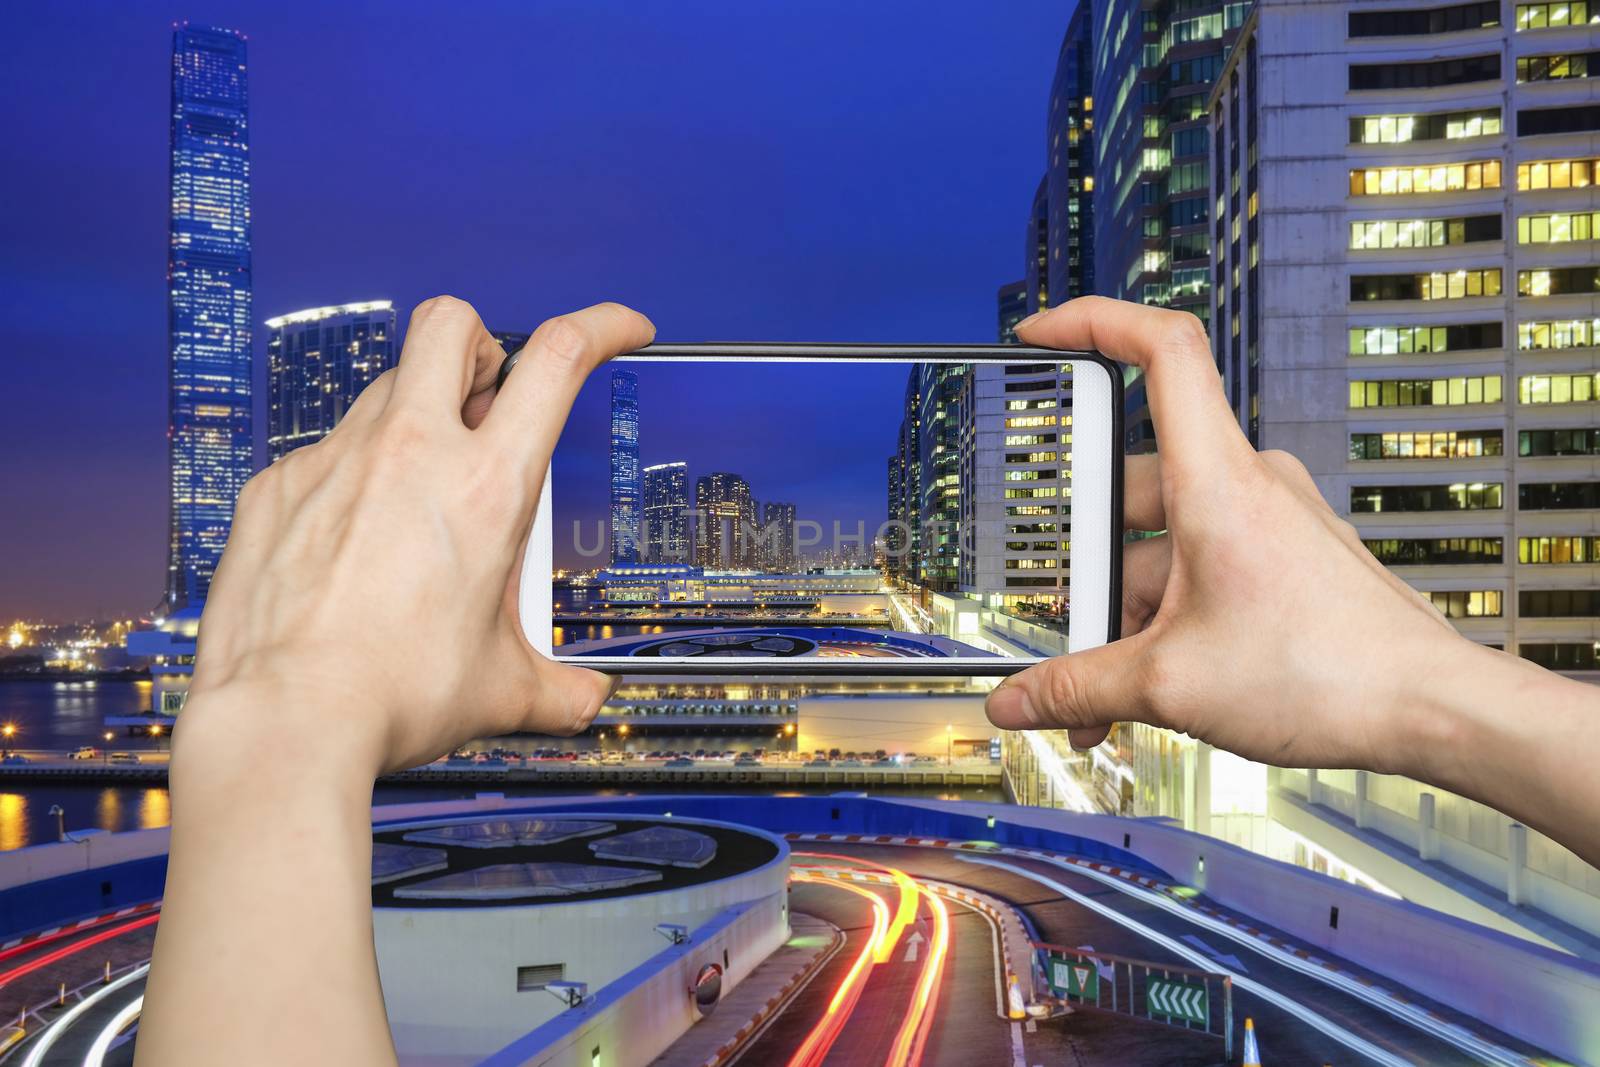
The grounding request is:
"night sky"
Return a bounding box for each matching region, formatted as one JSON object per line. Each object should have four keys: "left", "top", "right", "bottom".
{"left": 1, "top": 0, "right": 1070, "bottom": 620}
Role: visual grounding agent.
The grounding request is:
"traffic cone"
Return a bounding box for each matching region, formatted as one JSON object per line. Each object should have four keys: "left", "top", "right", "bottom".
{"left": 1006, "top": 973, "right": 1027, "bottom": 1020}
{"left": 1241, "top": 1016, "right": 1262, "bottom": 1066}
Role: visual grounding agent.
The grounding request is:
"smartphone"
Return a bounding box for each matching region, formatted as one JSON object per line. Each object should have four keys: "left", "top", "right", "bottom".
{"left": 517, "top": 343, "right": 1123, "bottom": 675}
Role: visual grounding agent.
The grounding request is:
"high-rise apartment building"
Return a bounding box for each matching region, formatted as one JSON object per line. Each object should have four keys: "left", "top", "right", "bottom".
{"left": 917, "top": 363, "right": 967, "bottom": 592}
{"left": 694, "top": 472, "right": 754, "bottom": 569}
{"left": 1091, "top": 0, "right": 1246, "bottom": 322}
{"left": 958, "top": 361, "right": 1074, "bottom": 621}
{"left": 886, "top": 374, "right": 922, "bottom": 584}
{"left": 760, "top": 502, "right": 798, "bottom": 572}
{"left": 165, "top": 24, "right": 253, "bottom": 610}
{"left": 266, "top": 301, "right": 396, "bottom": 461}
{"left": 1211, "top": 0, "right": 1600, "bottom": 668}
{"left": 1048, "top": 2, "right": 1098, "bottom": 306}
{"left": 642, "top": 461, "right": 690, "bottom": 564}
{"left": 998, "top": 281, "right": 1029, "bottom": 343}
{"left": 609, "top": 370, "right": 641, "bottom": 565}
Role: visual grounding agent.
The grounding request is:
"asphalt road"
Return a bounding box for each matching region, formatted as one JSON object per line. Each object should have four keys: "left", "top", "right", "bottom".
{"left": 820, "top": 843, "right": 1554, "bottom": 1066}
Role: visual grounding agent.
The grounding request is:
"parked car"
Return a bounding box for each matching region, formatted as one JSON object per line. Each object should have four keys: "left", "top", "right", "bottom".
{"left": 664, "top": 757, "right": 695, "bottom": 769}
{"left": 734, "top": 754, "right": 761, "bottom": 766}
{"left": 872, "top": 757, "right": 897, "bottom": 767}
{"left": 835, "top": 758, "right": 864, "bottom": 768}
{"left": 805, "top": 758, "right": 831, "bottom": 767}
{"left": 108, "top": 752, "right": 139, "bottom": 764}
{"left": 70, "top": 746, "right": 99, "bottom": 761}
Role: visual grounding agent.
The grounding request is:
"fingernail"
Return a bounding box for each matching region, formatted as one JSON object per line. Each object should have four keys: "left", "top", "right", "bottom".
{"left": 986, "top": 684, "right": 1038, "bottom": 728}
{"left": 1015, "top": 311, "right": 1045, "bottom": 331}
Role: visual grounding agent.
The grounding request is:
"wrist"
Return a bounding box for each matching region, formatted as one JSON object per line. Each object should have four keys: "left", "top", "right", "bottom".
{"left": 171, "top": 679, "right": 387, "bottom": 796}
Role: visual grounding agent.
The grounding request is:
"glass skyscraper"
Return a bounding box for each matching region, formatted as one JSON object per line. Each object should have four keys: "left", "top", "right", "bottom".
{"left": 266, "top": 301, "right": 396, "bottom": 462}
{"left": 641, "top": 461, "right": 689, "bottom": 564}
{"left": 609, "top": 370, "right": 641, "bottom": 564}
{"left": 165, "top": 24, "right": 253, "bottom": 610}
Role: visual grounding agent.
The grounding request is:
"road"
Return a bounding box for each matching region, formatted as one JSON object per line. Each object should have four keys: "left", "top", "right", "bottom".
{"left": 734, "top": 854, "right": 1221, "bottom": 1067}
{"left": 755, "top": 841, "right": 1558, "bottom": 1067}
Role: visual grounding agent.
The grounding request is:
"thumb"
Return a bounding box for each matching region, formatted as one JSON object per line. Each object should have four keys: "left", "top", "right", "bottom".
{"left": 985, "top": 637, "right": 1151, "bottom": 742}
{"left": 525, "top": 658, "right": 616, "bottom": 736}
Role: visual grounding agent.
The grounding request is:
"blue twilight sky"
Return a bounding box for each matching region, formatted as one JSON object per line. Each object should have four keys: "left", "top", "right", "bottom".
{"left": 0, "top": 0, "right": 1072, "bottom": 620}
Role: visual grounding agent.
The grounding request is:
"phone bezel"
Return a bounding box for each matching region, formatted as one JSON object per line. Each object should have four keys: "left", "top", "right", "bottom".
{"left": 527, "top": 342, "right": 1124, "bottom": 676}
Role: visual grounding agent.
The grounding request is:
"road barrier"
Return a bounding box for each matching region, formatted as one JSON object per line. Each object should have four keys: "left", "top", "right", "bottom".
{"left": 1035, "top": 940, "right": 1234, "bottom": 1060}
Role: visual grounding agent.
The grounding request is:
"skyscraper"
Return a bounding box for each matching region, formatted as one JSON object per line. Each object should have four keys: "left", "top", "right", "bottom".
{"left": 1046, "top": 1, "right": 1096, "bottom": 306}
{"left": 997, "top": 281, "right": 1029, "bottom": 342}
{"left": 761, "top": 502, "right": 798, "bottom": 572}
{"left": 694, "top": 472, "right": 754, "bottom": 569}
{"left": 1091, "top": 0, "right": 1243, "bottom": 323}
{"left": 266, "top": 301, "right": 396, "bottom": 462}
{"left": 885, "top": 372, "right": 922, "bottom": 584}
{"left": 917, "top": 362, "right": 967, "bottom": 592}
{"left": 1210, "top": 0, "right": 1600, "bottom": 669}
{"left": 164, "top": 24, "right": 253, "bottom": 611}
{"left": 609, "top": 370, "right": 641, "bottom": 565}
{"left": 642, "top": 461, "right": 690, "bottom": 564}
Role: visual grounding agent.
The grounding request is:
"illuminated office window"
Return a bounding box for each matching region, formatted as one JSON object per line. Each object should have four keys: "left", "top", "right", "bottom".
{"left": 1516, "top": 157, "right": 1600, "bottom": 190}
{"left": 1349, "top": 215, "right": 1501, "bottom": 249}
{"left": 1349, "top": 108, "right": 1502, "bottom": 143}
{"left": 1515, "top": 2, "right": 1595, "bottom": 29}
{"left": 1517, "top": 52, "right": 1597, "bottom": 81}
{"left": 1349, "top": 429, "right": 1503, "bottom": 459}
{"left": 1364, "top": 537, "right": 1503, "bottom": 564}
{"left": 1348, "top": 323, "right": 1502, "bottom": 354}
{"left": 1348, "top": 376, "right": 1502, "bottom": 407}
{"left": 1518, "top": 211, "right": 1600, "bottom": 244}
{"left": 1519, "top": 319, "right": 1600, "bottom": 349}
{"left": 1516, "top": 267, "right": 1600, "bottom": 296}
{"left": 1424, "top": 589, "right": 1503, "bottom": 617}
{"left": 1349, "top": 161, "right": 1501, "bottom": 196}
{"left": 1351, "top": 482, "right": 1503, "bottom": 512}
{"left": 1350, "top": 270, "right": 1503, "bottom": 301}
{"left": 1519, "top": 535, "right": 1600, "bottom": 562}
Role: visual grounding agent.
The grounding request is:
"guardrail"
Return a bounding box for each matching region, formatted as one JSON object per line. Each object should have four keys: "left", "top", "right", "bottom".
{"left": 1033, "top": 940, "right": 1233, "bottom": 1059}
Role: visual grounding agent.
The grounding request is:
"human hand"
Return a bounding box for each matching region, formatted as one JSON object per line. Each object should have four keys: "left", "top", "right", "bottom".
{"left": 985, "top": 297, "right": 1474, "bottom": 775}
{"left": 178, "top": 296, "right": 654, "bottom": 777}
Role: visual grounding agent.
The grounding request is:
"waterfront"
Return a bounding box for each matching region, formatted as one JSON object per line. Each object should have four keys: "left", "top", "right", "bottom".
{"left": 0, "top": 681, "right": 1004, "bottom": 847}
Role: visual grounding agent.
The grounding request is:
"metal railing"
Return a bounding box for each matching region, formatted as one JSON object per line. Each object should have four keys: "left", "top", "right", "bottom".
{"left": 1032, "top": 940, "right": 1234, "bottom": 1061}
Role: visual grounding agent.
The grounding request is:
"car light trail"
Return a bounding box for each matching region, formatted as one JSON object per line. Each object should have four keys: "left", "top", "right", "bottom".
{"left": 20, "top": 965, "right": 147, "bottom": 1067}
{"left": 82, "top": 992, "right": 143, "bottom": 1067}
{"left": 1004, "top": 852, "right": 1546, "bottom": 1067}
{"left": 795, "top": 852, "right": 919, "bottom": 964}
{"left": 959, "top": 854, "right": 1432, "bottom": 1067}
{"left": 786, "top": 871, "right": 891, "bottom": 1067}
{"left": 885, "top": 887, "right": 949, "bottom": 1067}
{"left": 0, "top": 914, "right": 159, "bottom": 989}
{"left": 0, "top": 910, "right": 156, "bottom": 967}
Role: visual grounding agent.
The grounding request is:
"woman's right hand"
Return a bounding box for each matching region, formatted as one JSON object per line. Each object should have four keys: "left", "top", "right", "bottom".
{"left": 985, "top": 297, "right": 1488, "bottom": 779}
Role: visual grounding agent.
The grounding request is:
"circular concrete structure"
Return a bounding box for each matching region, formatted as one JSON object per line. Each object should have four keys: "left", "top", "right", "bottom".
{"left": 368, "top": 805, "right": 789, "bottom": 1064}
{"left": 561, "top": 625, "right": 995, "bottom": 659}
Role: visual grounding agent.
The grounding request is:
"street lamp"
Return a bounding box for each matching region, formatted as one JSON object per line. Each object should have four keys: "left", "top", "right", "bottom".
{"left": 2, "top": 723, "right": 15, "bottom": 760}
{"left": 149, "top": 722, "right": 163, "bottom": 753}
{"left": 103, "top": 731, "right": 114, "bottom": 765}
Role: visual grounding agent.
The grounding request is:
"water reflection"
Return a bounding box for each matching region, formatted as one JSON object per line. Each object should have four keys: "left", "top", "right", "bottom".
{"left": 97, "top": 787, "right": 122, "bottom": 832}
{"left": 138, "top": 788, "right": 170, "bottom": 829}
{"left": 0, "top": 795, "right": 25, "bottom": 852}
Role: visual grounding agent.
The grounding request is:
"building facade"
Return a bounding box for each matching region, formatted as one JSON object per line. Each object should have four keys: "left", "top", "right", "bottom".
{"left": 916, "top": 363, "right": 967, "bottom": 592}
{"left": 760, "top": 502, "right": 798, "bottom": 572}
{"left": 165, "top": 24, "right": 253, "bottom": 610}
{"left": 695, "top": 472, "right": 754, "bottom": 569}
{"left": 1091, "top": 0, "right": 1247, "bottom": 322}
{"left": 958, "top": 360, "right": 1074, "bottom": 623}
{"left": 266, "top": 301, "right": 396, "bottom": 461}
{"left": 1048, "top": 1, "right": 1098, "bottom": 306}
{"left": 642, "top": 461, "right": 690, "bottom": 564}
{"left": 885, "top": 374, "right": 923, "bottom": 584}
{"left": 610, "top": 370, "right": 641, "bottom": 565}
{"left": 1210, "top": 0, "right": 1600, "bottom": 666}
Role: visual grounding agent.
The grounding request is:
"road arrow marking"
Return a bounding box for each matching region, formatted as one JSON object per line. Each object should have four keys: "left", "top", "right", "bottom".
{"left": 1181, "top": 933, "right": 1249, "bottom": 973}
{"left": 903, "top": 930, "right": 924, "bottom": 963}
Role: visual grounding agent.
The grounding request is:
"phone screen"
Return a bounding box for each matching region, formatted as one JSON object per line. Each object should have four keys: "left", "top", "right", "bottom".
{"left": 544, "top": 351, "right": 1106, "bottom": 669}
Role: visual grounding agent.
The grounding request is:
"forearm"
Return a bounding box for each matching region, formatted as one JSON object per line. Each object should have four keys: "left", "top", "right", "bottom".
{"left": 137, "top": 694, "right": 395, "bottom": 1067}
{"left": 1408, "top": 638, "right": 1600, "bottom": 871}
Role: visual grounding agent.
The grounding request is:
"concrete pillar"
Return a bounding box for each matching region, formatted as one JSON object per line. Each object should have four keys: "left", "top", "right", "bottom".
{"left": 1353, "top": 770, "right": 1370, "bottom": 830}
{"left": 1193, "top": 742, "right": 1213, "bottom": 837}
{"left": 1306, "top": 768, "right": 1320, "bottom": 807}
{"left": 1507, "top": 822, "right": 1528, "bottom": 906}
{"left": 1181, "top": 747, "right": 1197, "bottom": 832}
{"left": 1417, "top": 792, "right": 1439, "bottom": 860}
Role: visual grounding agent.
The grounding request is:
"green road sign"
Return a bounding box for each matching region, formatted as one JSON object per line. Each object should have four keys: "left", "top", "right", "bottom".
{"left": 1048, "top": 956, "right": 1099, "bottom": 1000}
{"left": 1147, "top": 977, "right": 1208, "bottom": 1025}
